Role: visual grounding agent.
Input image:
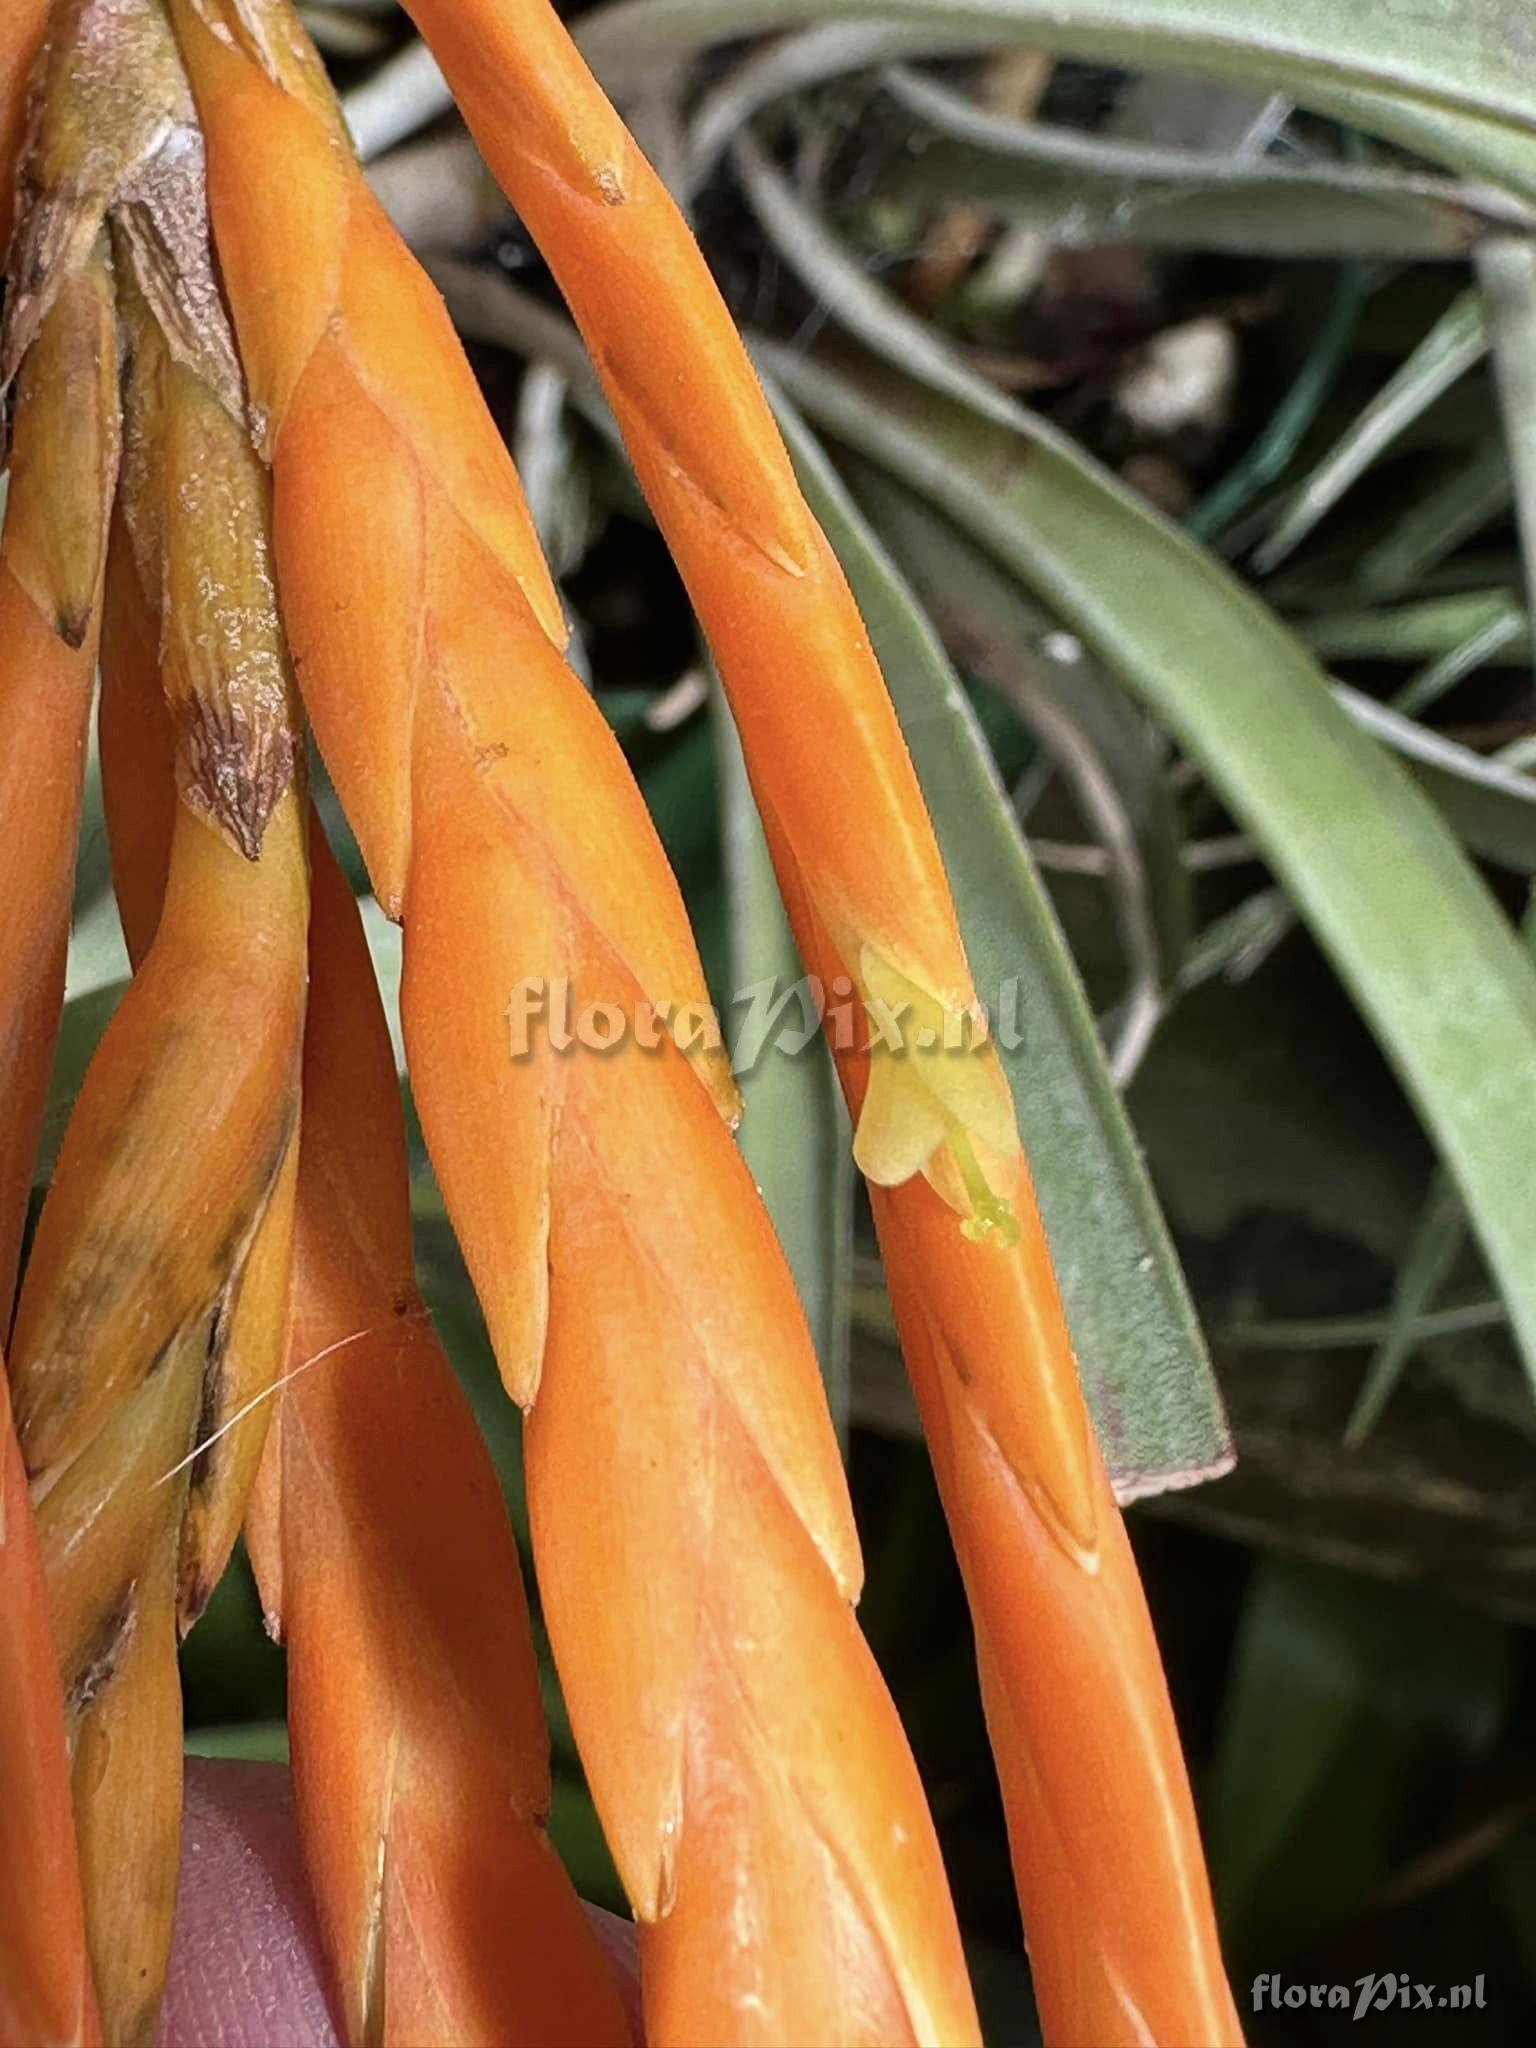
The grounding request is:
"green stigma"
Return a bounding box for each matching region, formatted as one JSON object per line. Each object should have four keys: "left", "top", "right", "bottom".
{"left": 950, "top": 1129, "right": 1020, "bottom": 1248}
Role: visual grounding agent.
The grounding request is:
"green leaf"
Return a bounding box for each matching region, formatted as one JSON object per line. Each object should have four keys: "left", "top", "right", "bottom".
{"left": 1178, "top": 885, "right": 1292, "bottom": 991}
{"left": 1355, "top": 430, "right": 1511, "bottom": 598}
{"left": 1256, "top": 287, "right": 1490, "bottom": 571}
{"left": 769, "top": 389, "right": 1231, "bottom": 1500}
{"left": 1345, "top": 898, "right": 1535, "bottom": 1439}
{"left": 1219, "top": 1298, "right": 1505, "bottom": 1349}
{"left": 886, "top": 65, "right": 1533, "bottom": 259}
{"left": 72, "top": 726, "right": 116, "bottom": 921}
{"left": 731, "top": 130, "right": 1008, "bottom": 422}
{"left": 1480, "top": 237, "right": 1536, "bottom": 614}
{"left": 63, "top": 892, "right": 130, "bottom": 1002}
{"left": 183, "top": 1720, "right": 291, "bottom": 1763}
{"left": 549, "top": 1773, "right": 626, "bottom": 1913}
{"left": 1334, "top": 684, "right": 1536, "bottom": 872}
{"left": 1344, "top": 1171, "right": 1468, "bottom": 1443}
{"left": 686, "top": 22, "right": 1000, "bottom": 185}
{"left": 1187, "top": 263, "right": 1373, "bottom": 541}
{"left": 851, "top": 465, "right": 1192, "bottom": 1048}
{"left": 1045, "top": 672, "right": 1536, "bottom": 988}
{"left": 65, "top": 735, "right": 129, "bottom": 998}
{"left": 757, "top": 339, "right": 1536, "bottom": 1396}
{"left": 513, "top": 360, "right": 601, "bottom": 586}
{"left": 1209, "top": 1558, "right": 1513, "bottom": 1957}
{"left": 738, "top": 124, "right": 1536, "bottom": 880}
{"left": 358, "top": 893, "right": 406, "bottom": 1073}
{"left": 179, "top": 1545, "right": 286, "bottom": 1727}
{"left": 579, "top": 0, "right": 1536, "bottom": 198}
{"left": 1299, "top": 590, "right": 1526, "bottom": 666}
{"left": 716, "top": 690, "right": 854, "bottom": 1440}
{"left": 1395, "top": 605, "right": 1527, "bottom": 715}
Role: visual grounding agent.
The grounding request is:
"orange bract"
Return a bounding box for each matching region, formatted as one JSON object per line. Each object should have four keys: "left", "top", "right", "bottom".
{"left": 261, "top": 832, "right": 632, "bottom": 2048}
{"left": 0, "top": 1364, "right": 100, "bottom": 2048}
{"left": 17, "top": 555, "right": 307, "bottom": 2048}
{"left": 0, "top": 570, "right": 99, "bottom": 1325}
{"left": 878, "top": 1171, "right": 1243, "bottom": 2046}
{"left": 3, "top": 3, "right": 1251, "bottom": 2043}
{"left": 170, "top": 4, "right": 983, "bottom": 2040}
{"left": 0, "top": 0, "right": 48, "bottom": 250}
{"left": 106, "top": 580, "right": 629, "bottom": 2045}
{"left": 401, "top": 0, "right": 1020, "bottom": 1237}
{"left": 0, "top": 44, "right": 118, "bottom": 2048}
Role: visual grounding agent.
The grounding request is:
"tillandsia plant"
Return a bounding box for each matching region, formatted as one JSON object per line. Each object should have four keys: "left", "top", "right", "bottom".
{"left": 15, "top": 0, "right": 1536, "bottom": 2043}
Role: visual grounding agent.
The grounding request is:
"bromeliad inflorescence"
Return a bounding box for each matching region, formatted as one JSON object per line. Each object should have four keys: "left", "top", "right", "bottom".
{"left": 0, "top": 3, "right": 1242, "bottom": 2046}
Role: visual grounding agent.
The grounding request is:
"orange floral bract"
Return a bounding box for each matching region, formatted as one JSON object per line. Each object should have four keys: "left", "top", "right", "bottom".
{"left": 0, "top": 0, "right": 48, "bottom": 251}
{"left": 169, "top": 2, "right": 982, "bottom": 2041}
{"left": 104, "top": 590, "right": 630, "bottom": 2046}
{"left": 0, "top": 1363, "right": 100, "bottom": 2048}
{"left": 256, "top": 830, "right": 633, "bottom": 2048}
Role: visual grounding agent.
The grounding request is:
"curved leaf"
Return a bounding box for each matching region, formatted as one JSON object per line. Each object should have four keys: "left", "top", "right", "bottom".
{"left": 887, "top": 66, "right": 1534, "bottom": 259}
{"left": 758, "top": 338, "right": 1536, "bottom": 1393}
{"left": 1257, "top": 288, "right": 1489, "bottom": 571}
{"left": 1336, "top": 683, "right": 1536, "bottom": 871}
{"left": 579, "top": 0, "right": 1536, "bottom": 198}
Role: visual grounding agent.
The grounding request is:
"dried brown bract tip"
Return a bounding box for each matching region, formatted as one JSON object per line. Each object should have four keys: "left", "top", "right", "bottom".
{"left": 1, "top": 0, "right": 240, "bottom": 413}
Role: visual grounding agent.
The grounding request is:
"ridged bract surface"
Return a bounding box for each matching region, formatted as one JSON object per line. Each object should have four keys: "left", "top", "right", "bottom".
{"left": 169, "top": 2, "right": 980, "bottom": 2040}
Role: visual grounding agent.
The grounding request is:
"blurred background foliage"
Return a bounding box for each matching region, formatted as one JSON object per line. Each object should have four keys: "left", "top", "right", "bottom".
{"left": 44, "top": 1, "right": 1536, "bottom": 2039}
